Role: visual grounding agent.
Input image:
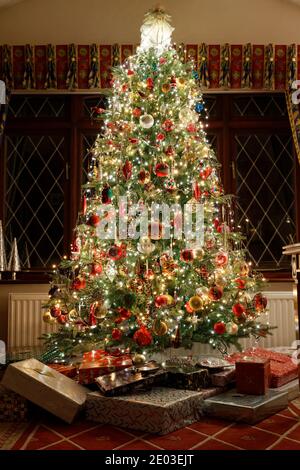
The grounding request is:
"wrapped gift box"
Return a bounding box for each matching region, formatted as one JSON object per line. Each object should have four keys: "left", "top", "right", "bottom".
{"left": 274, "top": 379, "right": 300, "bottom": 401}
{"left": 85, "top": 387, "right": 203, "bottom": 434}
{"left": 228, "top": 348, "right": 298, "bottom": 388}
{"left": 48, "top": 363, "right": 77, "bottom": 379}
{"left": 0, "top": 384, "right": 29, "bottom": 422}
{"left": 82, "top": 349, "right": 132, "bottom": 363}
{"left": 79, "top": 351, "right": 132, "bottom": 385}
{"left": 2, "top": 358, "right": 87, "bottom": 423}
{"left": 95, "top": 366, "right": 167, "bottom": 396}
{"left": 164, "top": 356, "right": 211, "bottom": 390}
{"left": 202, "top": 386, "right": 228, "bottom": 399}
{"left": 78, "top": 357, "right": 132, "bottom": 385}
{"left": 210, "top": 367, "right": 236, "bottom": 387}
{"left": 166, "top": 367, "right": 211, "bottom": 391}
{"left": 236, "top": 357, "right": 270, "bottom": 395}
{"left": 204, "top": 388, "right": 288, "bottom": 424}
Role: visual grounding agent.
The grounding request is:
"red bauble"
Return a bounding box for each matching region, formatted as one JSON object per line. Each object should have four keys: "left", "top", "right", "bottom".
{"left": 132, "top": 108, "right": 142, "bottom": 117}
{"left": 162, "top": 119, "right": 174, "bottom": 132}
{"left": 155, "top": 295, "right": 168, "bottom": 308}
{"left": 107, "top": 245, "right": 124, "bottom": 260}
{"left": 181, "top": 249, "right": 194, "bottom": 262}
{"left": 56, "top": 314, "right": 67, "bottom": 325}
{"left": 156, "top": 132, "right": 165, "bottom": 141}
{"left": 215, "top": 252, "right": 228, "bottom": 267}
{"left": 72, "top": 277, "right": 86, "bottom": 290}
{"left": 146, "top": 77, "right": 154, "bottom": 89}
{"left": 208, "top": 286, "right": 223, "bottom": 301}
{"left": 214, "top": 321, "right": 226, "bottom": 335}
{"left": 133, "top": 326, "right": 153, "bottom": 346}
{"left": 122, "top": 160, "right": 133, "bottom": 180}
{"left": 155, "top": 162, "right": 169, "bottom": 178}
{"left": 232, "top": 303, "right": 246, "bottom": 318}
{"left": 88, "top": 214, "right": 101, "bottom": 227}
{"left": 186, "top": 123, "right": 197, "bottom": 133}
{"left": 127, "top": 69, "right": 134, "bottom": 76}
{"left": 235, "top": 278, "right": 246, "bottom": 289}
{"left": 253, "top": 294, "right": 268, "bottom": 312}
{"left": 112, "top": 328, "right": 122, "bottom": 341}
{"left": 121, "top": 84, "right": 128, "bottom": 92}
{"left": 159, "top": 57, "right": 167, "bottom": 64}
{"left": 90, "top": 263, "right": 103, "bottom": 276}
{"left": 50, "top": 306, "right": 61, "bottom": 318}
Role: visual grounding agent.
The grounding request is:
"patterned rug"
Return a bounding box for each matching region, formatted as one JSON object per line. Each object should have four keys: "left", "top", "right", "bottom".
{"left": 0, "top": 422, "right": 32, "bottom": 450}
{"left": 1, "top": 402, "right": 299, "bottom": 450}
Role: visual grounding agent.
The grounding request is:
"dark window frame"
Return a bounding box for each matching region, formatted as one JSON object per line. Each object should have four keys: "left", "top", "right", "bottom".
{"left": 0, "top": 92, "right": 298, "bottom": 283}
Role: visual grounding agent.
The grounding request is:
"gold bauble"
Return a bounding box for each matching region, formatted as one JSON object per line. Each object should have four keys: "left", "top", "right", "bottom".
{"left": 132, "top": 353, "right": 146, "bottom": 365}
{"left": 68, "top": 309, "right": 78, "bottom": 322}
{"left": 226, "top": 322, "right": 239, "bottom": 335}
{"left": 188, "top": 295, "right": 204, "bottom": 312}
{"left": 176, "top": 77, "right": 186, "bottom": 88}
{"left": 162, "top": 83, "right": 171, "bottom": 93}
{"left": 126, "top": 145, "right": 135, "bottom": 157}
{"left": 194, "top": 248, "right": 205, "bottom": 260}
{"left": 165, "top": 294, "right": 175, "bottom": 306}
{"left": 215, "top": 271, "right": 227, "bottom": 287}
{"left": 42, "top": 311, "right": 52, "bottom": 323}
{"left": 94, "top": 304, "right": 107, "bottom": 319}
{"left": 240, "top": 262, "right": 250, "bottom": 277}
{"left": 153, "top": 319, "right": 168, "bottom": 336}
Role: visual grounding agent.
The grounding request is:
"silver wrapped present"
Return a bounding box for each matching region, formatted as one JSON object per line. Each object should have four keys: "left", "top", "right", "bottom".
{"left": 204, "top": 388, "right": 288, "bottom": 424}
{"left": 86, "top": 386, "right": 203, "bottom": 434}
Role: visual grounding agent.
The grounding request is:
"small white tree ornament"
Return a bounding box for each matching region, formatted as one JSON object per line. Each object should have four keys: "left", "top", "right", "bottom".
{"left": 139, "top": 6, "right": 174, "bottom": 53}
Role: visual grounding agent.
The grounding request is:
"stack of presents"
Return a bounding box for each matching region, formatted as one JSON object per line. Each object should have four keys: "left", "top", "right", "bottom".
{"left": 0, "top": 346, "right": 299, "bottom": 435}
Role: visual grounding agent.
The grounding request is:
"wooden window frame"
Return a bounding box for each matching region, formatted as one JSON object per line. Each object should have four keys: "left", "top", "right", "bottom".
{"left": 0, "top": 93, "right": 298, "bottom": 283}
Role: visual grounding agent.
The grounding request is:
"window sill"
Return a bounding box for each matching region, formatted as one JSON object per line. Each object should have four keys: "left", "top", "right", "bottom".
{"left": 0, "top": 271, "right": 50, "bottom": 284}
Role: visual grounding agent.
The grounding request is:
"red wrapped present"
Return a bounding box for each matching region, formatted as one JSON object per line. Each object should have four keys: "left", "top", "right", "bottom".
{"left": 82, "top": 349, "right": 131, "bottom": 363}
{"left": 235, "top": 356, "right": 270, "bottom": 395}
{"left": 228, "top": 348, "right": 298, "bottom": 388}
{"left": 48, "top": 364, "right": 77, "bottom": 379}
{"left": 79, "top": 356, "right": 132, "bottom": 385}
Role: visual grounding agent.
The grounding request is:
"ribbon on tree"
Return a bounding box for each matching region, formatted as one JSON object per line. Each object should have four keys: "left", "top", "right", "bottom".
{"left": 66, "top": 43, "right": 77, "bottom": 90}
{"left": 264, "top": 44, "right": 274, "bottom": 89}
{"left": 199, "top": 43, "right": 210, "bottom": 88}
{"left": 219, "top": 43, "right": 230, "bottom": 88}
{"left": 242, "top": 43, "right": 252, "bottom": 88}
{"left": 45, "top": 44, "right": 57, "bottom": 89}
{"left": 23, "top": 44, "right": 35, "bottom": 89}
{"left": 88, "top": 43, "right": 100, "bottom": 88}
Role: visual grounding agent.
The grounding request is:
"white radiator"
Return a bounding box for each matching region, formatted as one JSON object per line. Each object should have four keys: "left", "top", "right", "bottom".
{"left": 7, "top": 291, "right": 297, "bottom": 352}
{"left": 190, "top": 290, "right": 297, "bottom": 355}
{"left": 8, "top": 293, "right": 57, "bottom": 350}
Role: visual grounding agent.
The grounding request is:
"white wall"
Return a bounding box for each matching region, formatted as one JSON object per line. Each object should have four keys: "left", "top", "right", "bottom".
{"left": 0, "top": 0, "right": 299, "bottom": 44}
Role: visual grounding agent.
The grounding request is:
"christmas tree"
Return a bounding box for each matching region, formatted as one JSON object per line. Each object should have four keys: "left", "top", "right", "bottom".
{"left": 42, "top": 8, "right": 271, "bottom": 361}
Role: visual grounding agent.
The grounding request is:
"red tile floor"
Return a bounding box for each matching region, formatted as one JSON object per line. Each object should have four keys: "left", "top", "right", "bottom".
{"left": 6, "top": 401, "right": 300, "bottom": 450}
